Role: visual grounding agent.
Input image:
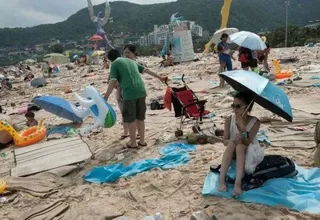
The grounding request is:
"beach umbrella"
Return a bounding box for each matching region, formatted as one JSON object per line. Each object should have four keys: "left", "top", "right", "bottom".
{"left": 33, "top": 96, "right": 83, "bottom": 123}
{"left": 229, "top": 31, "right": 267, "bottom": 50}
{"left": 22, "top": 59, "right": 37, "bottom": 65}
{"left": 43, "top": 53, "right": 70, "bottom": 65}
{"left": 89, "top": 35, "right": 103, "bottom": 41}
{"left": 212, "top": 27, "right": 239, "bottom": 44}
{"left": 219, "top": 70, "right": 293, "bottom": 122}
{"left": 91, "top": 50, "right": 105, "bottom": 57}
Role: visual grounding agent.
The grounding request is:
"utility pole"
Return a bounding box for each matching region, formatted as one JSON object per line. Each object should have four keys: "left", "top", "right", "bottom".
{"left": 285, "top": 1, "right": 290, "bottom": 47}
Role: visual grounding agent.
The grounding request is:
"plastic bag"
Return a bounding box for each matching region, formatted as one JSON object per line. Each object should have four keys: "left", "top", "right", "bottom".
{"left": 245, "top": 143, "right": 265, "bottom": 174}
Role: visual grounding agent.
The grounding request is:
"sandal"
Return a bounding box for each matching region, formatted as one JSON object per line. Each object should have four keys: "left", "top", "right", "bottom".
{"left": 126, "top": 143, "right": 140, "bottom": 149}
{"left": 120, "top": 135, "right": 129, "bottom": 140}
{"left": 138, "top": 142, "right": 147, "bottom": 147}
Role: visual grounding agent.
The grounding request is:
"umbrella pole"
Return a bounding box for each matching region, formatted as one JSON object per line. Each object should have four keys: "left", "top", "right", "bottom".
{"left": 241, "top": 98, "right": 255, "bottom": 117}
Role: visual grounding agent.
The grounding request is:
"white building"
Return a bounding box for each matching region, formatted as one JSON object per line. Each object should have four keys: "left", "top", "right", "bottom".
{"left": 136, "top": 22, "right": 203, "bottom": 46}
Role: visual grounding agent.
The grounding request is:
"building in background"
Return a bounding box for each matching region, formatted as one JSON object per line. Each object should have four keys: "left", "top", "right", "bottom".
{"left": 136, "top": 21, "right": 203, "bottom": 47}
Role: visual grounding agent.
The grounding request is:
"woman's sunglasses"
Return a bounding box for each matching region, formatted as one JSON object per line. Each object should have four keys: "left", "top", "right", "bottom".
{"left": 231, "top": 104, "right": 247, "bottom": 109}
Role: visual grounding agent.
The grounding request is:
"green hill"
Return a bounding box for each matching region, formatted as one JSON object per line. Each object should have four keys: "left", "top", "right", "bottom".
{"left": 0, "top": 0, "right": 319, "bottom": 47}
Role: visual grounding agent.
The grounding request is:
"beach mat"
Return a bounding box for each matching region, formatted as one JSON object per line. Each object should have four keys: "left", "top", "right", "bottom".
{"left": 202, "top": 163, "right": 320, "bottom": 214}
{"left": 84, "top": 143, "right": 195, "bottom": 184}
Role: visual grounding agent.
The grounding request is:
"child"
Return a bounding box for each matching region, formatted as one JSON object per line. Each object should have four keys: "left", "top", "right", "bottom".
{"left": 25, "top": 111, "right": 38, "bottom": 127}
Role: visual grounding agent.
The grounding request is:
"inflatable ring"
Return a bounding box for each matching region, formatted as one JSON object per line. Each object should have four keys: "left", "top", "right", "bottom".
{"left": 0, "top": 179, "right": 6, "bottom": 194}
{"left": 275, "top": 72, "right": 293, "bottom": 79}
{"left": 0, "top": 119, "right": 47, "bottom": 147}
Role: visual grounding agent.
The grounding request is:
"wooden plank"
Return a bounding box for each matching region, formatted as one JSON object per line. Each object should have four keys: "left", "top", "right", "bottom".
{"left": 14, "top": 137, "right": 80, "bottom": 155}
{"left": 11, "top": 137, "right": 92, "bottom": 177}
{"left": 15, "top": 140, "right": 84, "bottom": 161}
{"left": 17, "top": 145, "right": 91, "bottom": 166}
{"left": 16, "top": 142, "right": 87, "bottom": 165}
{"left": 11, "top": 151, "right": 91, "bottom": 177}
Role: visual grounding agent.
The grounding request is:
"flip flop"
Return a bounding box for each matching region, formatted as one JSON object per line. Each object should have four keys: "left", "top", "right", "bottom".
{"left": 138, "top": 142, "right": 147, "bottom": 147}
{"left": 126, "top": 143, "right": 140, "bottom": 149}
{"left": 120, "top": 135, "right": 129, "bottom": 140}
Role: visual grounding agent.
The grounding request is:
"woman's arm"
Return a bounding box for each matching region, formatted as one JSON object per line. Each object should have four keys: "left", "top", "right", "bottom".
{"left": 241, "top": 120, "right": 261, "bottom": 146}
{"left": 223, "top": 116, "right": 231, "bottom": 146}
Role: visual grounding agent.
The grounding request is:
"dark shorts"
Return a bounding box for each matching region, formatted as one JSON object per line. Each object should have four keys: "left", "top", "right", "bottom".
{"left": 258, "top": 55, "right": 265, "bottom": 62}
{"left": 219, "top": 54, "right": 232, "bottom": 71}
{"left": 122, "top": 97, "right": 146, "bottom": 123}
{"left": 241, "top": 59, "right": 258, "bottom": 68}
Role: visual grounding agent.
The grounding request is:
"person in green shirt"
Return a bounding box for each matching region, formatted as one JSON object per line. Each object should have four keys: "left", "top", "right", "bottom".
{"left": 104, "top": 49, "right": 167, "bottom": 149}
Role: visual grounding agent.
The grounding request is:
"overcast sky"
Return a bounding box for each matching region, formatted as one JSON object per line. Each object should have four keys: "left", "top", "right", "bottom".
{"left": 0, "top": 0, "right": 175, "bottom": 28}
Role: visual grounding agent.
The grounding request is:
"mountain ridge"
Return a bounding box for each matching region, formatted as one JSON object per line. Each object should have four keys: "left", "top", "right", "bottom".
{"left": 0, "top": 0, "right": 319, "bottom": 47}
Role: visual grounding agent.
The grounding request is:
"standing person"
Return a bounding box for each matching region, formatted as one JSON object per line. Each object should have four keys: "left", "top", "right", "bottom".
{"left": 257, "top": 43, "right": 271, "bottom": 72}
{"left": 104, "top": 49, "right": 167, "bottom": 149}
{"left": 116, "top": 44, "right": 142, "bottom": 140}
{"left": 218, "top": 92, "right": 263, "bottom": 196}
{"left": 217, "top": 33, "right": 233, "bottom": 88}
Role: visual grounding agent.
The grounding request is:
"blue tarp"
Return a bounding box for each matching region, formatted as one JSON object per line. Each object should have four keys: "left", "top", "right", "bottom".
{"left": 84, "top": 143, "right": 196, "bottom": 184}
{"left": 202, "top": 162, "right": 320, "bottom": 214}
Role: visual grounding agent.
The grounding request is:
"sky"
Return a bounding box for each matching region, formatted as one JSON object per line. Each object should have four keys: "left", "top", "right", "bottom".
{"left": 0, "top": 0, "right": 175, "bottom": 28}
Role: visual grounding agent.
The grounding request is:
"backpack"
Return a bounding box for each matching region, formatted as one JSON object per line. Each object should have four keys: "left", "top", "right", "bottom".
{"left": 210, "top": 155, "right": 298, "bottom": 190}
{"left": 238, "top": 47, "right": 252, "bottom": 63}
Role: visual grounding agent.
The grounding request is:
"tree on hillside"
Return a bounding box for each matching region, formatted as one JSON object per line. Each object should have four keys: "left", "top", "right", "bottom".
{"left": 49, "top": 43, "right": 64, "bottom": 53}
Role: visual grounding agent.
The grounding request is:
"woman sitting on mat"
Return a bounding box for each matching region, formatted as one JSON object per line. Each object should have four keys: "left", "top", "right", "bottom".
{"left": 219, "top": 92, "right": 264, "bottom": 196}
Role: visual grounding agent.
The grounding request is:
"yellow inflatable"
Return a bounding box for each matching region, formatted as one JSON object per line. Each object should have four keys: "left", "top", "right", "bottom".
{"left": 0, "top": 179, "right": 6, "bottom": 194}
{"left": 272, "top": 59, "right": 293, "bottom": 79}
{"left": 0, "top": 119, "right": 46, "bottom": 147}
{"left": 204, "top": 0, "right": 233, "bottom": 53}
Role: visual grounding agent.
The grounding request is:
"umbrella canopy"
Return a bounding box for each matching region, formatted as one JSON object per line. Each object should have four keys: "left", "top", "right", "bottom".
{"left": 91, "top": 50, "right": 105, "bottom": 57}
{"left": 212, "top": 27, "right": 239, "bottom": 44}
{"left": 22, "top": 59, "right": 37, "bottom": 65}
{"left": 89, "top": 35, "right": 103, "bottom": 42}
{"left": 33, "top": 96, "right": 83, "bottom": 123}
{"left": 219, "top": 70, "right": 293, "bottom": 122}
{"left": 229, "top": 31, "right": 266, "bottom": 50}
{"left": 43, "top": 53, "right": 70, "bottom": 65}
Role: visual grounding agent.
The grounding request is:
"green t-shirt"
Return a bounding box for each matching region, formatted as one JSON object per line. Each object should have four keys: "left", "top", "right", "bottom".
{"left": 110, "top": 57, "right": 146, "bottom": 100}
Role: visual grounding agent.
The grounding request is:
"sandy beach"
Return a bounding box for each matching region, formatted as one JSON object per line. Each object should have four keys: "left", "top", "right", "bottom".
{"left": 0, "top": 46, "right": 320, "bottom": 220}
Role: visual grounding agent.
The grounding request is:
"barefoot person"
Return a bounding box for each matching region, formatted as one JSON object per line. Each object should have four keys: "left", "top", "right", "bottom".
{"left": 104, "top": 49, "right": 167, "bottom": 149}
{"left": 219, "top": 92, "right": 263, "bottom": 196}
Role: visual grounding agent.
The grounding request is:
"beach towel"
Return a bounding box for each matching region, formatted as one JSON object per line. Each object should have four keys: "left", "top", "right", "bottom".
{"left": 84, "top": 143, "right": 195, "bottom": 184}
{"left": 315, "top": 121, "right": 320, "bottom": 167}
{"left": 202, "top": 162, "right": 320, "bottom": 214}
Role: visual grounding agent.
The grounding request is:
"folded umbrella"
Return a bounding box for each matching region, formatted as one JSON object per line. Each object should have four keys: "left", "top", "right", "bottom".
{"left": 33, "top": 96, "right": 83, "bottom": 123}
{"left": 219, "top": 70, "right": 293, "bottom": 122}
{"left": 229, "top": 31, "right": 267, "bottom": 50}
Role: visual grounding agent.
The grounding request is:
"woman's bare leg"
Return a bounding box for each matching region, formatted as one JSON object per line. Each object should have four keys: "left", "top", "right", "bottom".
{"left": 234, "top": 144, "right": 247, "bottom": 196}
{"left": 219, "top": 141, "right": 236, "bottom": 191}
